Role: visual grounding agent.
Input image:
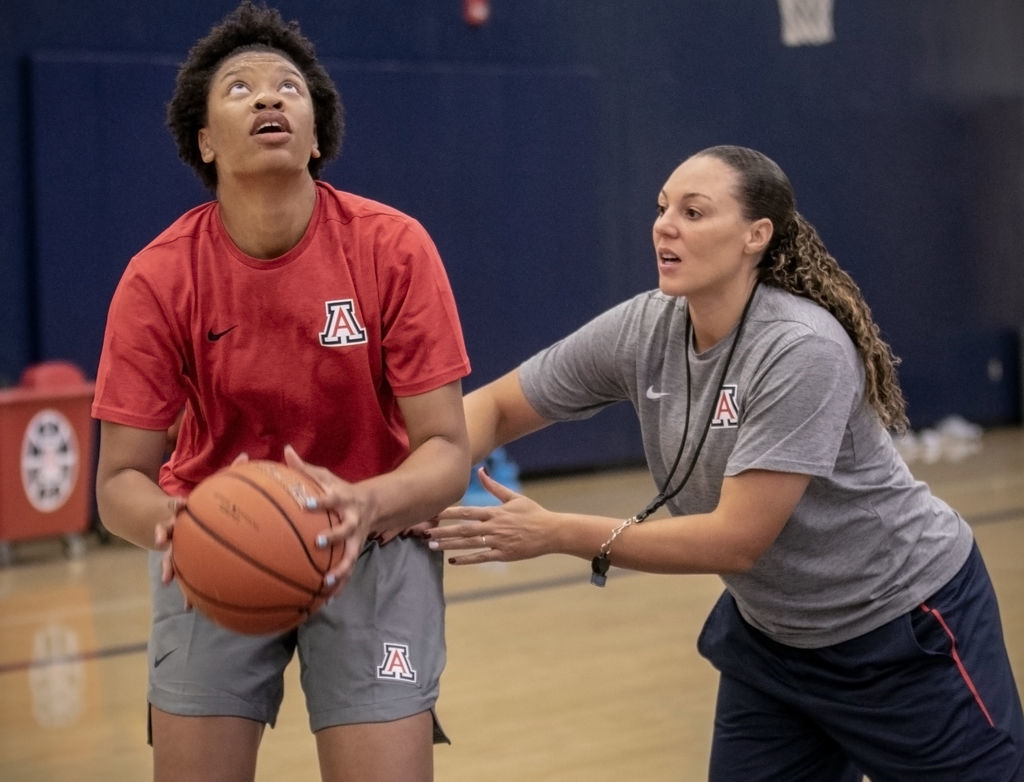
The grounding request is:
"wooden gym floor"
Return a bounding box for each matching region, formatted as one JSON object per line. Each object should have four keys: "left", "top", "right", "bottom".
{"left": 1, "top": 427, "right": 1022, "bottom": 781}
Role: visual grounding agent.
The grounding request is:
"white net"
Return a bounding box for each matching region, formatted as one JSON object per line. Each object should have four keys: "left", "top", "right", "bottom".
{"left": 778, "top": 0, "right": 836, "bottom": 47}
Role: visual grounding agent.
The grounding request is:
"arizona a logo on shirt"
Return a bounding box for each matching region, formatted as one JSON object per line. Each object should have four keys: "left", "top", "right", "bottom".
{"left": 711, "top": 384, "right": 739, "bottom": 428}
{"left": 319, "top": 299, "right": 368, "bottom": 346}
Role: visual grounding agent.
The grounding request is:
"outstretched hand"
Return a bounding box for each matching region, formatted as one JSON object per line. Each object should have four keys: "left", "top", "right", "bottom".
{"left": 426, "top": 467, "right": 555, "bottom": 564}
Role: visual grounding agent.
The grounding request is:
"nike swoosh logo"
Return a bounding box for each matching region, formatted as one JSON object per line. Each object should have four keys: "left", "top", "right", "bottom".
{"left": 154, "top": 648, "right": 177, "bottom": 668}
{"left": 207, "top": 325, "right": 238, "bottom": 341}
{"left": 646, "top": 385, "right": 671, "bottom": 400}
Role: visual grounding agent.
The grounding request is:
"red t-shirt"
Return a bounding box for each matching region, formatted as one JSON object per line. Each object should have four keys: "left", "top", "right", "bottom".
{"left": 92, "top": 182, "right": 470, "bottom": 496}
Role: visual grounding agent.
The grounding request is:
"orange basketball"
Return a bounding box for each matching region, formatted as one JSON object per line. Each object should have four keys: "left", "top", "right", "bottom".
{"left": 171, "top": 459, "right": 345, "bottom": 635}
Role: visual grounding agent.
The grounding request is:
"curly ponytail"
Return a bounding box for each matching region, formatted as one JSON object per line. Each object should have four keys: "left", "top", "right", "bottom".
{"left": 761, "top": 213, "right": 908, "bottom": 432}
{"left": 696, "top": 146, "right": 909, "bottom": 432}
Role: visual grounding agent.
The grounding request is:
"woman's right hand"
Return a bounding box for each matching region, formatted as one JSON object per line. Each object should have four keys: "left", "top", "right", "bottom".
{"left": 157, "top": 454, "right": 249, "bottom": 597}
{"left": 154, "top": 496, "right": 192, "bottom": 609}
{"left": 426, "top": 467, "right": 556, "bottom": 565}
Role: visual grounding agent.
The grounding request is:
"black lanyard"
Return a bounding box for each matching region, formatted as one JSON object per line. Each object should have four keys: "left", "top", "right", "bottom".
{"left": 590, "top": 283, "right": 759, "bottom": 587}
{"left": 636, "top": 282, "right": 758, "bottom": 521}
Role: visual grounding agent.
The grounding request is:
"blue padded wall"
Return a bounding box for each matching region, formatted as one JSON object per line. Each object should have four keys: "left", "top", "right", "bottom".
{"left": 28, "top": 54, "right": 209, "bottom": 383}
{"left": 7, "top": 1, "right": 1024, "bottom": 474}
{"left": 29, "top": 53, "right": 644, "bottom": 473}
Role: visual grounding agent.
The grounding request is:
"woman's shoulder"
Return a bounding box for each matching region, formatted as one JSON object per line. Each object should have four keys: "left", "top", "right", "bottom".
{"left": 125, "top": 200, "right": 220, "bottom": 279}
{"left": 755, "top": 285, "right": 851, "bottom": 345}
{"left": 139, "top": 200, "right": 218, "bottom": 252}
{"left": 315, "top": 181, "right": 419, "bottom": 225}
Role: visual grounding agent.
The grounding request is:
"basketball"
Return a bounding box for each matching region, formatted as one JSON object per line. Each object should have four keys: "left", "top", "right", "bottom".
{"left": 170, "top": 459, "right": 345, "bottom": 635}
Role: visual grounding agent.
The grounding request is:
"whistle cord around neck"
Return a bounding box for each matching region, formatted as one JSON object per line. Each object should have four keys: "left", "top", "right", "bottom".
{"left": 634, "top": 282, "right": 759, "bottom": 522}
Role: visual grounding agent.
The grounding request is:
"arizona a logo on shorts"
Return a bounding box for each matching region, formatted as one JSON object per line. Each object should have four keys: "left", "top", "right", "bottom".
{"left": 377, "top": 643, "right": 417, "bottom": 683}
{"left": 711, "top": 384, "right": 740, "bottom": 428}
{"left": 319, "top": 299, "right": 368, "bottom": 346}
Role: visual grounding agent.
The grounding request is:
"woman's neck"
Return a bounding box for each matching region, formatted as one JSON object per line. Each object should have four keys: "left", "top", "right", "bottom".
{"left": 687, "top": 277, "right": 759, "bottom": 352}
{"left": 216, "top": 175, "right": 317, "bottom": 260}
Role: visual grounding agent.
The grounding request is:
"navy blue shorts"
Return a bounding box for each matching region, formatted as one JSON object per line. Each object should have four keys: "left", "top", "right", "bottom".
{"left": 697, "top": 543, "right": 1024, "bottom": 781}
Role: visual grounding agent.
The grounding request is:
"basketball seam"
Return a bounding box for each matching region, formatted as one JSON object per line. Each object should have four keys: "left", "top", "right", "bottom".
{"left": 171, "top": 462, "right": 345, "bottom": 633}
{"left": 224, "top": 469, "right": 339, "bottom": 577}
{"left": 171, "top": 547, "right": 322, "bottom": 634}
{"left": 177, "top": 506, "right": 321, "bottom": 596}
{"left": 173, "top": 561, "right": 311, "bottom": 615}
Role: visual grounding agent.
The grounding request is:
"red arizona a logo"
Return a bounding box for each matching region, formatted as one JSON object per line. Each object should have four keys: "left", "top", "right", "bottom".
{"left": 319, "top": 299, "right": 368, "bottom": 346}
{"left": 377, "top": 643, "right": 417, "bottom": 683}
{"left": 711, "top": 384, "right": 739, "bottom": 428}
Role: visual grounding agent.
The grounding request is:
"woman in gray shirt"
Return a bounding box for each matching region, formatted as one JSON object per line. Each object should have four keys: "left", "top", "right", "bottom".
{"left": 426, "top": 145, "right": 1023, "bottom": 780}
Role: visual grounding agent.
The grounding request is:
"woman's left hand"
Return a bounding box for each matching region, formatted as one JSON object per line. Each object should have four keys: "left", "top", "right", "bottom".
{"left": 426, "top": 467, "right": 555, "bottom": 564}
{"left": 284, "top": 445, "right": 371, "bottom": 596}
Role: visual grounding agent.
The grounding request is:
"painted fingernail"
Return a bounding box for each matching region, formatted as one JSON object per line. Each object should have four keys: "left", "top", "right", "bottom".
{"left": 304, "top": 497, "right": 319, "bottom": 510}
{"left": 325, "top": 574, "right": 336, "bottom": 588}
{"left": 315, "top": 534, "right": 327, "bottom": 548}
{"left": 428, "top": 541, "right": 439, "bottom": 550}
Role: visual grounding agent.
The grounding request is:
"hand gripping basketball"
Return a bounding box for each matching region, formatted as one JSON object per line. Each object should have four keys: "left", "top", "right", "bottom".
{"left": 171, "top": 460, "right": 346, "bottom": 635}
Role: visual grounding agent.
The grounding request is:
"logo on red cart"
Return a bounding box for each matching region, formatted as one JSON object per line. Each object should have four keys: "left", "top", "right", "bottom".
{"left": 21, "top": 409, "right": 79, "bottom": 513}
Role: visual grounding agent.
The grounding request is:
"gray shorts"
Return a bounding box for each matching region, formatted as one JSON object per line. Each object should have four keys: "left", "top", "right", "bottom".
{"left": 147, "top": 538, "right": 447, "bottom": 737}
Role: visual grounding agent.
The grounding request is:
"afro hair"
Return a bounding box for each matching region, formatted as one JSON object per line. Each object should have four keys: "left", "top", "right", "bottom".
{"left": 166, "top": 1, "right": 344, "bottom": 191}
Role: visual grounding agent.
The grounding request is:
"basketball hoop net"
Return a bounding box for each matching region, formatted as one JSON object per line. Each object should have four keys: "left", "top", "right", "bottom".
{"left": 778, "top": 0, "right": 835, "bottom": 47}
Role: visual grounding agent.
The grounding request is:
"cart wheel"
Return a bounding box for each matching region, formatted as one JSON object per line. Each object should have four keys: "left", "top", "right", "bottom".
{"left": 92, "top": 519, "right": 112, "bottom": 545}
{"left": 63, "top": 533, "right": 87, "bottom": 560}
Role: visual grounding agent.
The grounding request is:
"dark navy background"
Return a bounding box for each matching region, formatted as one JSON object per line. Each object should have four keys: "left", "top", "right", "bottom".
{"left": 2, "top": 1, "right": 1022, "bottom": 474}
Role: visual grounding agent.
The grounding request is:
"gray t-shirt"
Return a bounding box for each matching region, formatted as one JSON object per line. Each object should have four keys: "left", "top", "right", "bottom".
{"left": 519, "top": 285, "right": 973, "bottom": 648}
